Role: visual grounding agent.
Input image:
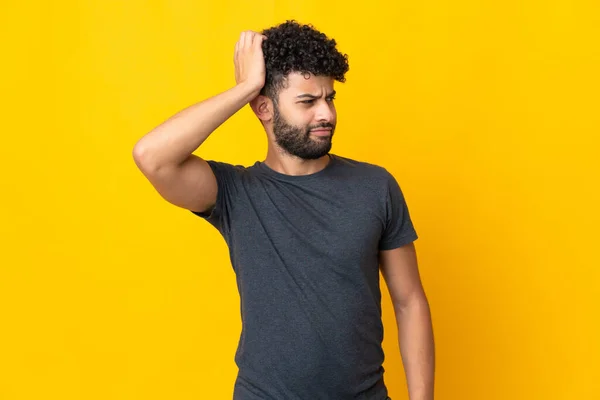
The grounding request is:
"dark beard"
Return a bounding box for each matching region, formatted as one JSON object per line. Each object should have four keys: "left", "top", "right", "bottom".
{"left": 272, "top": 105, "right": 334, "bottom": 160}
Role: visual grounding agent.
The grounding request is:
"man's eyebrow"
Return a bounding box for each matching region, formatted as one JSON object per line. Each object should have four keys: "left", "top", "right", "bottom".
{"left": 295, "top": 90, "right": 337, "bottom": 99}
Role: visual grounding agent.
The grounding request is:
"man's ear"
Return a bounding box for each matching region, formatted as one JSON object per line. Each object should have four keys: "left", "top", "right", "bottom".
{"left": 250, "top": 95, "right": 273, "bottom": 123}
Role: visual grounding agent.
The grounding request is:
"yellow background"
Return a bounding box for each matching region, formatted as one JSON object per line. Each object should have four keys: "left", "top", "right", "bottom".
{"left": 1, "top": 1, "right": 599, "bottom": 399}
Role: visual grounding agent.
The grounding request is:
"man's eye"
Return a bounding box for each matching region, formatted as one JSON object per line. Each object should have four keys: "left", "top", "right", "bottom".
{"left": 300, "top": 97, "right": 335, "bottom": 104}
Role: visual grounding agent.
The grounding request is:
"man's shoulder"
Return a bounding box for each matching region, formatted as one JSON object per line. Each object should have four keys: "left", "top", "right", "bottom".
{"left": 205, "top": 155, "right": 396, "bottom": 184}
{"left": 203, "top": 159, "right": 257, "bottom": 176}
{"left": 332, "top": 154, "right": 393, "bottom": 179}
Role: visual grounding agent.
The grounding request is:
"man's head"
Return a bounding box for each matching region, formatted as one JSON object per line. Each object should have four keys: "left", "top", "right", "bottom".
{"left": 251, "top": 20, "right": 349, "bottom": 160}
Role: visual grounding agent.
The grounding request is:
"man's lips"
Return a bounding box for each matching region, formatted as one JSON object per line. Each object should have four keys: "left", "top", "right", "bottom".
{"left": 310, "top": 128, "right": 332, "bottom": 136}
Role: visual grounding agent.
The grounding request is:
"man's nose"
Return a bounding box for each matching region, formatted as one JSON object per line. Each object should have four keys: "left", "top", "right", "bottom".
{"left": 315, "top": 101, "right": 334, "bottom": 123}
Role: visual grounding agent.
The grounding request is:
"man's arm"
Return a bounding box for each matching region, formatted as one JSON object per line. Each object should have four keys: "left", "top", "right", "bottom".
{"left": 380, "top": 242, "right": 435, "bottom": 400}
{"left": 132, "top": 31, "right": 266, "bottom": 213}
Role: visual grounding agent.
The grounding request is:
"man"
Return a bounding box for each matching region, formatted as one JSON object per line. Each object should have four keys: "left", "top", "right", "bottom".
{"left": 133, "top": 20, "right": 434, "bottom": 400}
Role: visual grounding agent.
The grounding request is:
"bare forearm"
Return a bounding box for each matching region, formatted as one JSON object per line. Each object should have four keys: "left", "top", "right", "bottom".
{"left": 133, "top": 82, "right": 259, "bottom": 172}
{"left": 396, "top": 294, "right": 435, "bottom": 400}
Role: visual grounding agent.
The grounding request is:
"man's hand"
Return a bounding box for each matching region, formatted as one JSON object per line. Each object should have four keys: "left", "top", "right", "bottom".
{"left": 234, "top": 31, "right": 267, "bottom": 98}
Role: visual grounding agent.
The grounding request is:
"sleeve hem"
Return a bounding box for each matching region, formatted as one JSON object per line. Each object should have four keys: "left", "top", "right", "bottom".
{"left": 190, "top": 205, "right": 216, "bottom": 219}
{"left": 378, "top": 232, "right": 419, "bottom": 251}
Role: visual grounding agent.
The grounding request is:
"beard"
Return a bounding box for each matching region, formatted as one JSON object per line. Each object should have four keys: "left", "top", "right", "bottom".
{"left": 272, "top": 104, "right": 335, "bottom": 160}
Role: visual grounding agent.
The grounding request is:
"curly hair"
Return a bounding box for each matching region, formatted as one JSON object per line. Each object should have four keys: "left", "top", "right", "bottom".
{"left": 259, "top": 20, "right": 349, "bottom": 101}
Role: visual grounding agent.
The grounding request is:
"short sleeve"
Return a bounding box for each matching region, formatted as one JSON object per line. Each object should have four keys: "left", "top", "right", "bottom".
{"left": 378, "top": 171, "right": 419, "bottom": 250}
{"left": 191, "top": 160, "right": 241, "bottom": 234}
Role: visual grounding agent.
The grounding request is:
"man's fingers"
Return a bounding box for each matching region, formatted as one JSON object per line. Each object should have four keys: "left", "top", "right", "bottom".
{"left": 255, "top": 34, "right": 267, "bottom": 47}
{"left": 246, "top": 31, "right": 263, "bottom": 49}
{"left": 239, "top": 31, "right": 247, "bottom": 49}
{"left": 236, "top": 31, "right": 265, "bottom": 55}
{"left": 244, "top": 31, "right": 252, "bottom": 49}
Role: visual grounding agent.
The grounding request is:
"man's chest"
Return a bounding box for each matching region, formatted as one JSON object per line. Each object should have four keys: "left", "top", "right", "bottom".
{"left": 228, "top": 181, "right": 386, "bottom": 266}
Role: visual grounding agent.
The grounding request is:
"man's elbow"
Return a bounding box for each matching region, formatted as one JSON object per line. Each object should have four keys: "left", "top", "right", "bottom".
{"left": 395, "top": 289, "right": 430, "bottom": 315}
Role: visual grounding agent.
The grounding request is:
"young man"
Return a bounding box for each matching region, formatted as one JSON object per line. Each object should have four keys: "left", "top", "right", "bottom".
{"left": 133, "top": 20, "right": 434, "bottom": 400}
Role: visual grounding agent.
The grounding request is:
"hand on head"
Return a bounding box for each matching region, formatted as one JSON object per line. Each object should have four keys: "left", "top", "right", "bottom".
{"left": 234, "top": 31, "right": 268, "bottom": 97}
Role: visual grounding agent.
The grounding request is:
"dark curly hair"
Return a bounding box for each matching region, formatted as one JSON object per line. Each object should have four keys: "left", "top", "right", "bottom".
{"left": 259, "top": 20, "right": 349, "bottom": 101}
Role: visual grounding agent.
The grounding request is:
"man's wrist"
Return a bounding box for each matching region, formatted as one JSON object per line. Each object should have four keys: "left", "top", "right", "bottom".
{"left": 236, "top": 81, "right": 262, "bottom": 101}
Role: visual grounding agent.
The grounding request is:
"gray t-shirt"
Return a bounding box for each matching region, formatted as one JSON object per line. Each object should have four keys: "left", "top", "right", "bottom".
{"left": 192, "top": 153, "right": 418, "bottom": 400}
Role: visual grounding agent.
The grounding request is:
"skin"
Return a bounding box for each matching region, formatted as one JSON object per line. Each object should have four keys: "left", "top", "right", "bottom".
{"left": 133, "top": 29, "right": 434, "bottom": 400}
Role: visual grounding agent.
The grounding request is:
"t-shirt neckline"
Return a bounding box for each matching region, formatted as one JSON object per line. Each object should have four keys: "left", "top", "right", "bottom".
{"left": 254, "top": 153, "right": 337, "bottom": 181}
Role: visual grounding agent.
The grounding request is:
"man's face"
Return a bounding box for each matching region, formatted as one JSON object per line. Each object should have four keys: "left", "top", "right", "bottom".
{"left": 271, "top": 72, "right": 337, "bottom": 160}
